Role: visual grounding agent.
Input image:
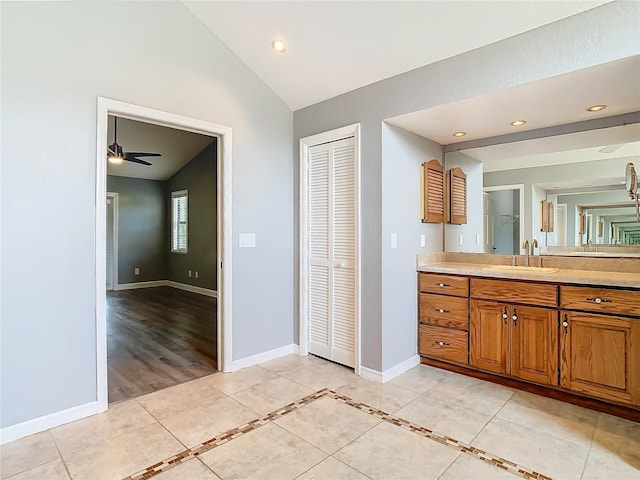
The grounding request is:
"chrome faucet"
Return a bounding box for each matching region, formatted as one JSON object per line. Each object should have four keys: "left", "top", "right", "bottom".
{"left": 522, "top": 239, "right": 530, "bottom": 267}
{"left": 587, "top": 239, "right": 593, "bottom": 252}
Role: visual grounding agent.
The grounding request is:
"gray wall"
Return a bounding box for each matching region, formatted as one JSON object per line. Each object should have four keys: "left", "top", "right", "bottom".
{"left": 381, "top": 124, "right": 443, "bottom": 370}
{"left": 107, "top": 176, "right": 168, "bottom": 284}
{"left": 167, "top": 141, "right": 217, "bottom": 290}
{"left": 1, "top": 2, "right": 293, "bottom": 429}
{"left": 293, "top": 1, "right": 639, "bottom": 372}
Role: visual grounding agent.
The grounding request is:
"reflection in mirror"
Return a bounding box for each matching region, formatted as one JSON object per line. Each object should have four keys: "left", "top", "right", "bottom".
{"left": 444, "top": 122, "right": 640, "bottom": 257}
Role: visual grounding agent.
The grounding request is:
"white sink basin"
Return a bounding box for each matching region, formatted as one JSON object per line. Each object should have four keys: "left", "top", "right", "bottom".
{"left": 482, "top": 265, "right": 560, "bottom": 274}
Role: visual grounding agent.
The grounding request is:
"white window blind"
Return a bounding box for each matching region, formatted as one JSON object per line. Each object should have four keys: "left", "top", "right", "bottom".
{"left": 171, "top": 190, "right": 188, "bottom": 253}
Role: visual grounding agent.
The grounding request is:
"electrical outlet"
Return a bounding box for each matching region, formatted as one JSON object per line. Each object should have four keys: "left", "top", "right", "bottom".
{"left": 134, "top": 268, "right": 140, "bottom": 275}
{"left": 195, "top": 271, "right": 199, "bottom": 278}
{"left": 188, "top": 270, "right": 192, "bottom": 277}
{"left": 420, "top": 234, "right": 426, "bottom": 247}
{"left": 476, "top": 234, "right": 481, "bottom": 245}
{"left": 390, "top": 233, "right": 397, "bottom": 249}
{"left": 458, "top": 234, "right": 464, "bottom": 246}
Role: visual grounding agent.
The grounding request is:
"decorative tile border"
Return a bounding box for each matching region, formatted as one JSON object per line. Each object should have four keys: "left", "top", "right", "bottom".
{"left": 124, "top": 388, "right": 551, "bottom": 480}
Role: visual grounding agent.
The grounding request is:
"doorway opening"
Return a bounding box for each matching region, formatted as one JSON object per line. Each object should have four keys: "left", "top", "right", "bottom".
{"left": 483, "top": 185, "right": 524, "bottom": 255}
{"left": 96, "top": 98, "right": 232, "bottom": 412}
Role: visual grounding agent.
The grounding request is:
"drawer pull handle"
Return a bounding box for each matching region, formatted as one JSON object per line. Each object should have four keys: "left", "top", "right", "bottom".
{"left": 563, "top": 314, "right": 569, "bottom": 334}
{"left": 434, "top": 341, "right": 450, "bottom": 346}
{"left": 503, "top": 307, "right": 508, "bottom": 325}
{"left": 512, "top": 307, "right": 518, "bottom": 327}
{"left": 436, "top": 282, "right": 450, "bottom": 288}
{"left": 586, "top": 297, "right": 611, "bottom": 304}
{"left": 435, "top": 308, "right": 450, "bottom": 314}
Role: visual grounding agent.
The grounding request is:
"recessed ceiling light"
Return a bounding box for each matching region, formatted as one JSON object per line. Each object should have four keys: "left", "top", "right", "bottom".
{"left": 586, "top": 104, "right": 607, "bottom": 112}
{"left": 452, "top": 132, "right": 466, "bottom": 137}
{"left": 510, "top": 120, "right": 526, "bottom": 126}
{"left": 272, "top": 39, "right": 286, "bottom": 53}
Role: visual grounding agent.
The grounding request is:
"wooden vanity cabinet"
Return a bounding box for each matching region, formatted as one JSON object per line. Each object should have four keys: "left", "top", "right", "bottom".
{"left": 559, "top": 286, "right": 640, "bottom": 406}
{"left": 470, "top": 279, "right": 558, "bottom": 386}
{"left": 418, "top": 273, "right": 469, "bottom": 365}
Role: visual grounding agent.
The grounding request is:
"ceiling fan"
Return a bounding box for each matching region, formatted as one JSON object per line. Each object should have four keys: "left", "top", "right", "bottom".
{"left": 108, "top": 117, "right": 161, "bottom": 166}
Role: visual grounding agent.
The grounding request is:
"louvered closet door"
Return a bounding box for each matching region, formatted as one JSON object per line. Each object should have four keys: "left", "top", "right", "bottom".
{"left": 307, "top": 137, "right": 356, "bottom": 368}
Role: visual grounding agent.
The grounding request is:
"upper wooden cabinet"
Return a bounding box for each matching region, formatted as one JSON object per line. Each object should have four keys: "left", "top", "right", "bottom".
{"left": 447, "top": 167, "right": 467, "bottom": 225}
{"left": 421, "top": 159, "right": 444, "bottom": 223}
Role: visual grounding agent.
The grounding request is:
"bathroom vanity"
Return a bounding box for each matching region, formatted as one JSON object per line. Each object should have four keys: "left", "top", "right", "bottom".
{"left": 416, "top": 253, "right": 640, "bottom": 421}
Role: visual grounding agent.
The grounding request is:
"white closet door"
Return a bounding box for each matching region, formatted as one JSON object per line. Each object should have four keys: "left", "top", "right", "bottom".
{"left": 307, "top": 137, "right": 355, "bottom": 368}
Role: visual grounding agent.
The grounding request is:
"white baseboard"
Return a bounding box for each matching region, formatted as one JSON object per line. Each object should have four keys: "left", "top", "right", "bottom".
{"left": 114, "top": 280, "right": 166, "bottom": 290}
{"left": 165, "top": 281, "right": 217, "bottom": 298}
{"left": 1, "top": 401, "right": 98, "bottom": 445}
{"left": 113, "top": 280, "right": 217, "bottom": 298}
{"left": 227, "top": 343, "right": 298, "bottom": 372}
{"left": 358, "top": 355, "right": 420, "bottom": 383}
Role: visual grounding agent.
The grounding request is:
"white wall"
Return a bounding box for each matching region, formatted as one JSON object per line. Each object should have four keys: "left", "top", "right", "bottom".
{"left": 0, "top": 2, "right": 293, "bottom": 429}
{"left": 381, "top": 124, "right": 443, "bottom": 370}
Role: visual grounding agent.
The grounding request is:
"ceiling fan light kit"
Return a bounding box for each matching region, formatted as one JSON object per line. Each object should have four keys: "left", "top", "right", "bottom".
{"left": 107, "top": 117, "right": 161, "bottom": 166}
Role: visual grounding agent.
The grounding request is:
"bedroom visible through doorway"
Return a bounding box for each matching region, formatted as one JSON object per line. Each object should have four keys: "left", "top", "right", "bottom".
{"left": 105, "top": 115, "right": 219, "bottom": 403}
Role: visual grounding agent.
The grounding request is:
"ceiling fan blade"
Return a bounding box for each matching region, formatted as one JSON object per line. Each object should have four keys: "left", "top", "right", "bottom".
{"left": 125, "top": 152, "right": 161, "bottom": 157}
{"left": 599, "top": 144, "right": 625, "bottom": 154}
{"left": 124, "top": 155, "right": 153, "bottom": 166}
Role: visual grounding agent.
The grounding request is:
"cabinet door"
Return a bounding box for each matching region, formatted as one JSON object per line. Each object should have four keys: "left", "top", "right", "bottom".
{"left": 470, "top": 299, "right": 509, "bottom": 374}
{"left": 560, "top": 311, "right": 640, "bottom": 405}
{"left": 511, "top": 306, "right": 558, "bottom": 386}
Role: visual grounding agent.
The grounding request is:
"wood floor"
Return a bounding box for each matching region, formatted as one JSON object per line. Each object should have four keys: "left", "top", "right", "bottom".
{"left": 107, "top": 286, "right": 217, "bottom": 403}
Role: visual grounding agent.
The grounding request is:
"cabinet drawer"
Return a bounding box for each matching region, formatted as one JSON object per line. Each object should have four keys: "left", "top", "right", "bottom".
{"left": 471, "top": 278, "right": 558, "bottom": 307}
{"left": 560, "top": 286, "right": 640, "bottom": 317}
{"left": 419, "top": 325, "right": 468, "bottom": 364}
{"left": 419, "top": 273, "right": 469, "bottom": 297}
{"left": 419, "top": 293, "right": 468, "bottom": 330}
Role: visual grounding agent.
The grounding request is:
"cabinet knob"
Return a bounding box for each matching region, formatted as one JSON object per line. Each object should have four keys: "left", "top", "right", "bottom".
{"left": 586, "top": 297, "right": 611, "bottom": 304}
{"left": 435, "top": 308, "right": 450, "bottom": 314}
{"left": 502, "top": 307, "right": 508, "bottom": 324}
{"left": 563, "top": 314, "right": 569, "bottom": 334}
{"left": 434, "top": 341, "right": 450, "bottom": 346}
{"left": 436, "top": 282, "right": 450, "bottom": 288}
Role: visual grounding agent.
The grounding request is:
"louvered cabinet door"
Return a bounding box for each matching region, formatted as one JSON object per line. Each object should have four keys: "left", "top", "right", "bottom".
{"left": 307, "top": 137, "right": 356, "bottom": 368}
{"left": 422, "top": 159, "right": 444, "bottom": 223}
{"left": 448, "top": 167, "right": 467, "bottom": 225}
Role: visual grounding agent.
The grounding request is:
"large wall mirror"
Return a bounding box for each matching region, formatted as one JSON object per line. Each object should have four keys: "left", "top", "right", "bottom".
{"left": 443, "top": 122, "right": 640, "bottom": 257}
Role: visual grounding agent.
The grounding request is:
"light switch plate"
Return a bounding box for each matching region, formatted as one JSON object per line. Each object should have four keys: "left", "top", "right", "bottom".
{"left": 458, "top": 234, "right": 464, "bottom": 246}
{"left": 390, "top": 233, "right": 397, "bottom": 249}
{"left": 420, "top": 234, "right": 426, "bottom": 247}
{"left": 239, "top": 233, "right": 256, "bottom": 248}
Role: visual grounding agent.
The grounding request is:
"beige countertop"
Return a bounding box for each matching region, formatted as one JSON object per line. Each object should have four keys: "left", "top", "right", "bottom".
{"left": 417, "top": 262, "right": 640, "bottom": 289}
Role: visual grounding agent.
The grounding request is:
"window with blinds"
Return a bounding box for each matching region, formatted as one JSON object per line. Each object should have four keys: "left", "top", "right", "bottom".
{"left": 171, "top": 190, "right": 188, "bottom": 253}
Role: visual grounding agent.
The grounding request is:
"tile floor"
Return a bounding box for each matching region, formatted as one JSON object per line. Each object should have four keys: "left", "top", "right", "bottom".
{"left": 2, "top": 354, "right": 639, "bottom": 480}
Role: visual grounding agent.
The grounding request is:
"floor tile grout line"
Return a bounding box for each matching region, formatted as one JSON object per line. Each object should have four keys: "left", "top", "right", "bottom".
{"left": 121, "top": 387, "right": 552, "bottom": 480}
{"left": 578, "top": 413, "right": 601, "bottom": 480}
{"left": 49, "top": 430, "right": 74, "bottom": 480}
{"left": 326, "top": 390, "right": 553, "bottom": 480}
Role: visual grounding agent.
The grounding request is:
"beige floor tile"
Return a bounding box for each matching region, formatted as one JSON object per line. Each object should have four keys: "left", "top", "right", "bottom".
{"left": 335, "top": 421, "right": 460, "bottom": 480}
{"left": 63, "top": 422, "right": 183, "bottom": 480}
{"left": 581, "top": 442, "right": 640, "bottom": 480}
{"left": 231, "top": 376, "right": 314, "bottom": 415}
{"left": 3, "top": 458, "right": 69, "bottom": 480}
{"left": 388, "top": 364, "right": 451, "bottom": 393}
{"left": 260, "top": 353, "right": 323, "bottom": 374}
{"left": 155, "top": 459, "right": 220, "bottom": 480}
{"left": 472, "top": 417, "right": 589, "bottom": 480}
{"left": 336, "top": 377, "right": 420, "bottom": 413}
{"left": 421, "top": 373, "right": 514, "bottom": 416}
{"left": 136, "top": 376, "right": 226, "bottom": 420}
{"left": 296, "top": 456, "right": 370, "bottom": 480}
{"left": 199, "top": 422, "right": 327, "bottom": 480}
{"left": 51, "top": 399, "right": 156, "bottom": 456}
{"left": 275, "top": 396, "right": 380, "bottom": 454}
{"left": 281, "top": 362, "right": 356, "bottom": 390}
{"left": 202, "top": 365, "right": 279, "bottom": 395}
{"left": 160, "top": 395, "right": 258, "bottom": 447}
{"left": 438, "top": 453, "right": 518, "bottom": 480}
{"left": 496, "top": 391, "right": 598, "bottom": 445}
{"left": 581, "top": 412, "right": 640, "bottom": 479}
{"left": 395, "top": 395, "right": 492, "bottom": 443}
{"left": 0, "top": 431, "right": 60, "bottom": 479}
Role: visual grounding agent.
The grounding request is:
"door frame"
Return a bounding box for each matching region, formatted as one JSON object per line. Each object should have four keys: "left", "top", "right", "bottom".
{"left": 299, "top": 124, "right": 361, "bottom": 375}
{"left": 483, "top": 184, "right": 525, "bottom": 253}
{"left": 106, "top": 192, "right": 119, "bottom": 291}
{"left": 95, "top": 97, "right": 233, "bottom": 412}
